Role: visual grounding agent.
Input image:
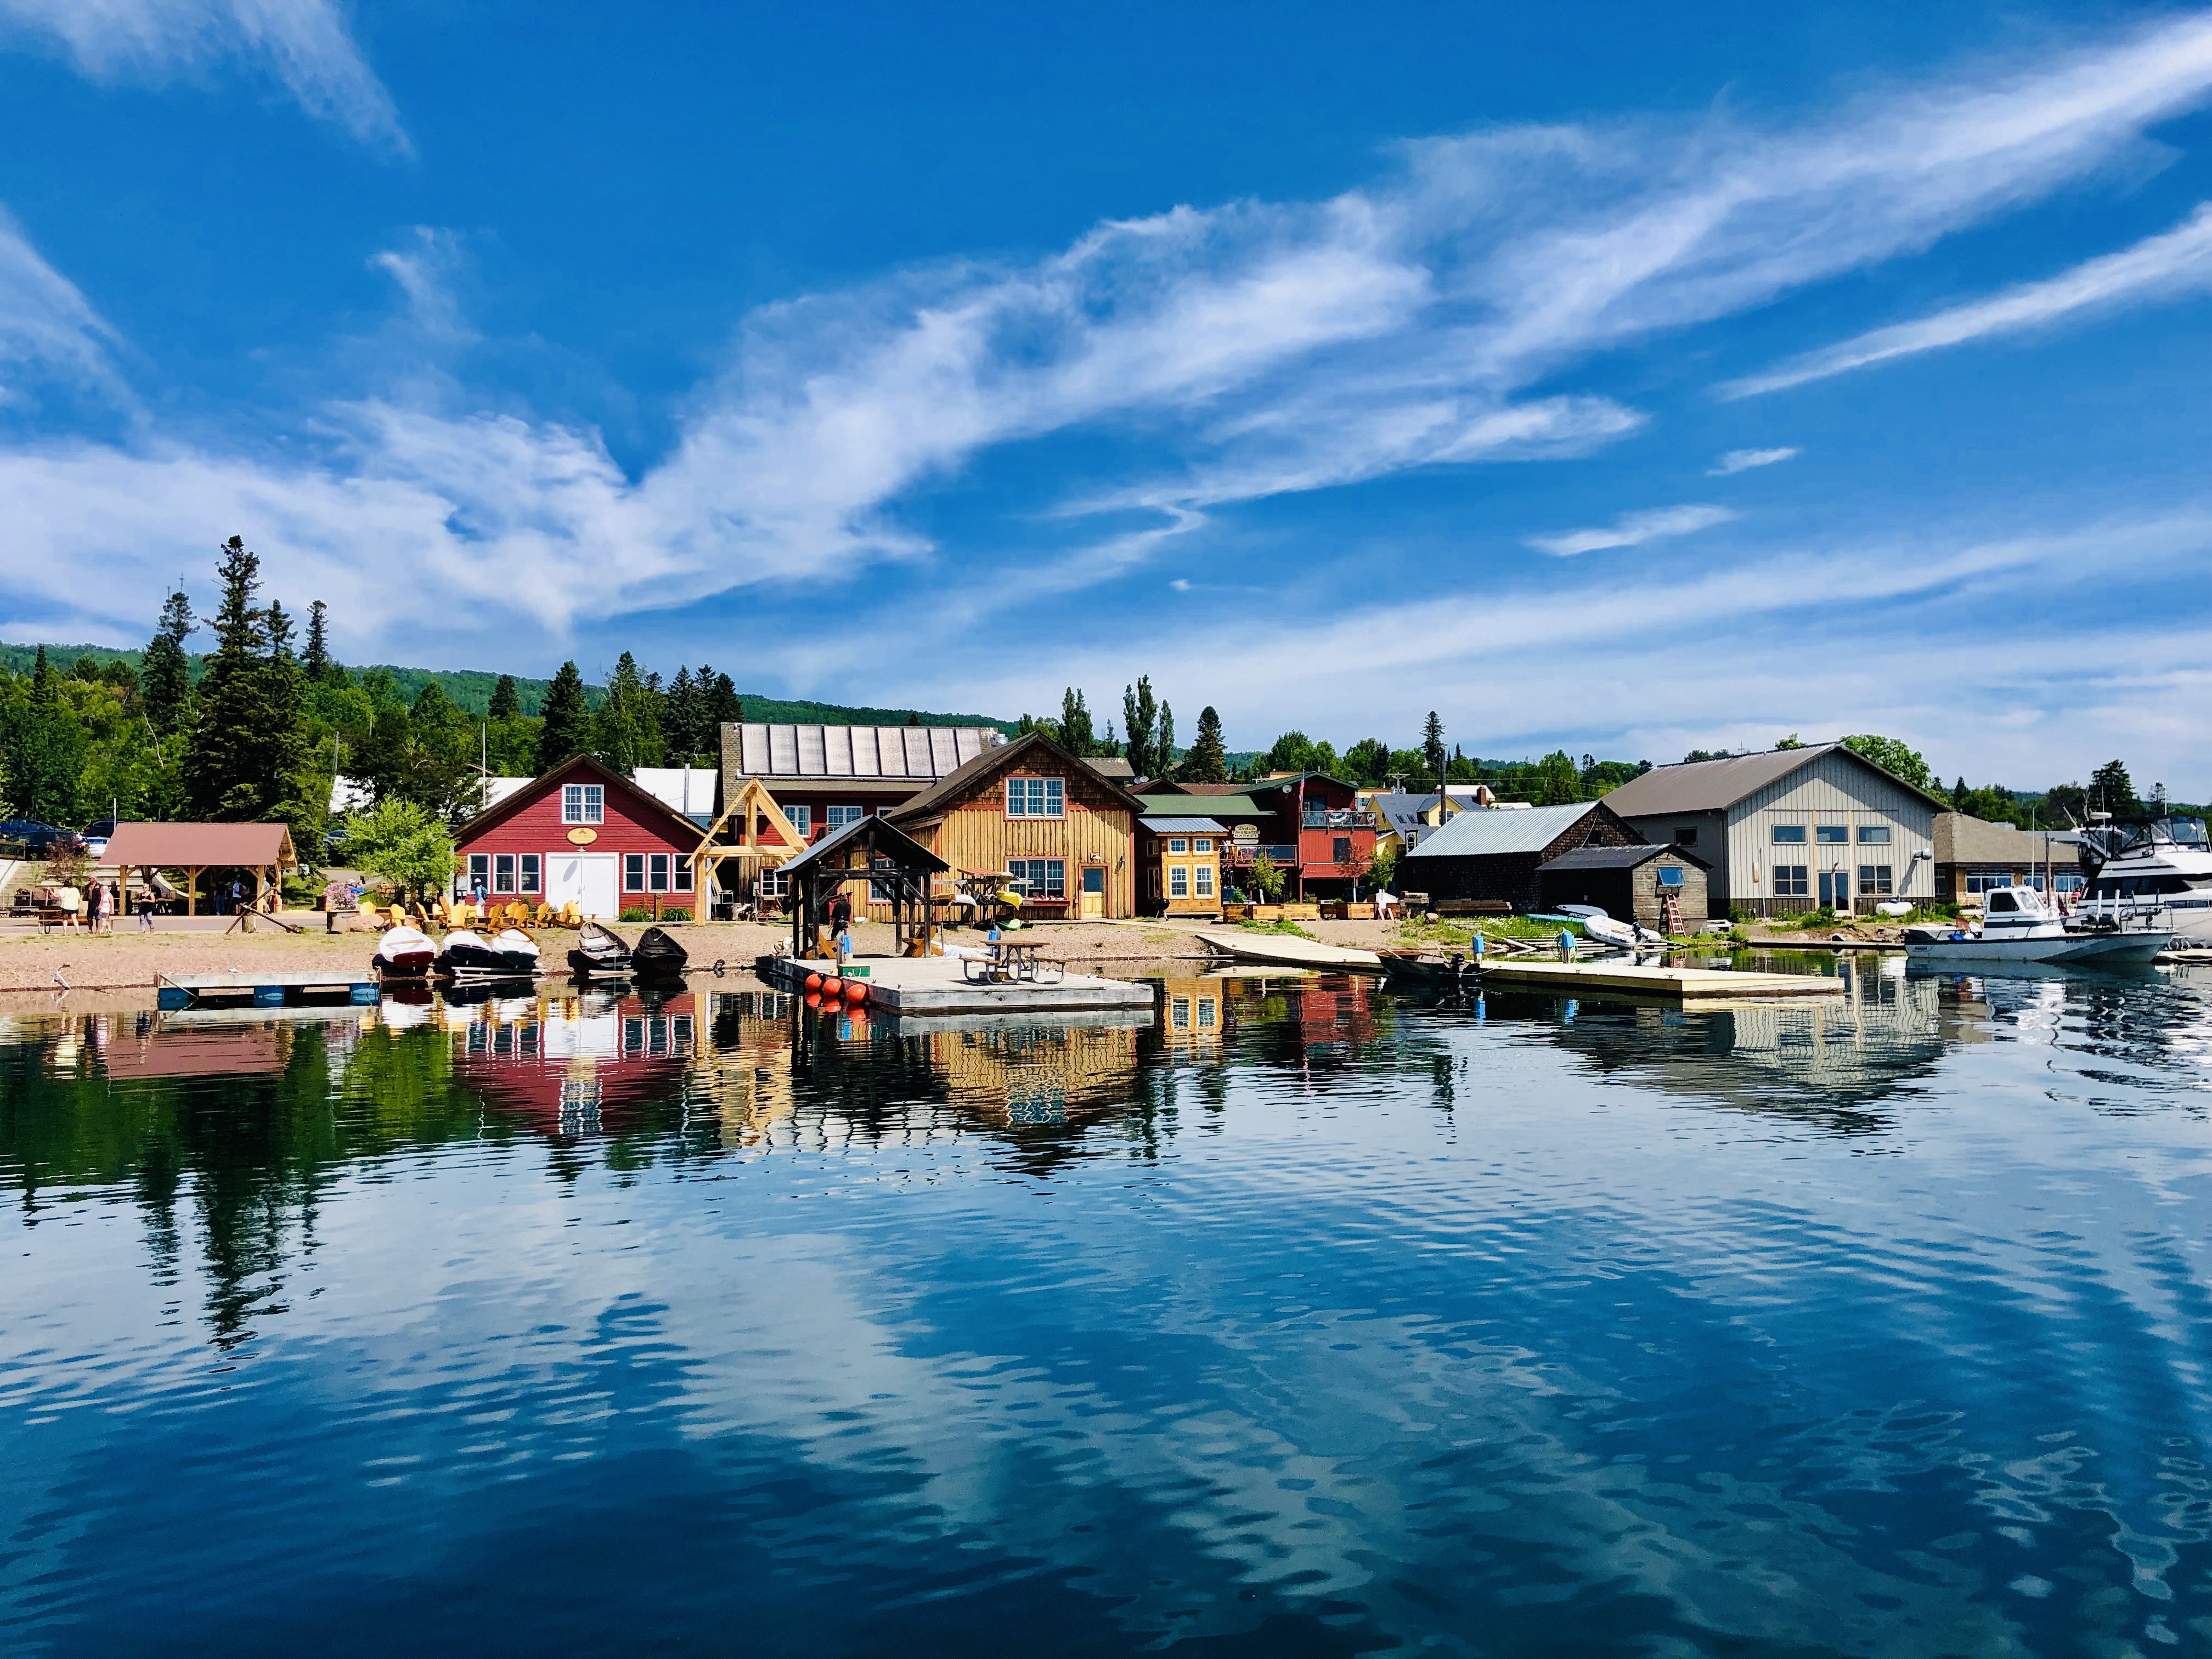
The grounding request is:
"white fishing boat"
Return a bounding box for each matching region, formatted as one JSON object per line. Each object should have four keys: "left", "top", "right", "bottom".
{"left": 1905, "top": 885, "right": 2167, "bottom": 965}
{"left": 2069, "top": 815, "right": 2212, "bottom": 943}
{"left": 1554, "top": 904, "right": 1660, "bottom": 949}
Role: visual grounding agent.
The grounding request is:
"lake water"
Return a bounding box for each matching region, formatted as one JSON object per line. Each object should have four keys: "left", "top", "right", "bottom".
{"left": 3, "top": 961, "right": 2210, "bottom": 1656}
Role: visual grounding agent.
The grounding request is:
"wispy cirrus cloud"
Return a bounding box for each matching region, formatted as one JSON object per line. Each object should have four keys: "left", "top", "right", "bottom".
{"left": 1723, "top": 201, "right": 2212, "bottom": 397}
{"left": 0, "top": 207, "right": 130, "bottom": 409}
{"left": 7, "top": 10, "right": 2212, "bottom": 654}
{"left": 1710, "top": 446, "right": 1799, "bottom": 475}
{"left": 0, "top": 0, "right": 407, "bottom": 151}
{"left": 1527, "top": 504, "right": 1735, "bottom": 557}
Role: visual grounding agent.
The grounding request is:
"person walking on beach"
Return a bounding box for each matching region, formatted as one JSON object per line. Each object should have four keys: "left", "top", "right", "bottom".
{"left": 56, "top": 883, "right": 81, "bottom": 930}
{"left": 85, "top": 877, "right": 105, "bottom": 935}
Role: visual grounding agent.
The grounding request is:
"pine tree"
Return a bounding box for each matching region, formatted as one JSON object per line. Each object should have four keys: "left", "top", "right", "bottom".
{"left": 143, "top": 588, "right": 196, "bottom": 733}
{"left": 30, "top": 646, "right": 58, "bottom": 708}
{"left": 663, "top": 666, "right": 699, "bottom": 758}
{"left": 187, "top": 537, "right": 280, "bottom": 819}
{"left": 2089, "top": 759, "right": 2141, "bottom": 816}
{"left": 1422, "top": 711, "right": 1447, "bottom": 791}
{"left": 487, "top": 673, "right": 521, "bottom": 721}
{"left": 303, "top": 600, "right": 331, "bottom": 682}
{"left": 1183, "top": 706, "right": 1228, "bottom": 783}
{"left": 537, "top": 661, "right": 591, "bottom": 771}
{"left": 261, "top": 598, "right": 319, "bottom": 847}
{"left": 699, "top": 668, "right": 742, "bottom": 736}
{"left": 70, "top": 653, "right": 100, "bottom": 683}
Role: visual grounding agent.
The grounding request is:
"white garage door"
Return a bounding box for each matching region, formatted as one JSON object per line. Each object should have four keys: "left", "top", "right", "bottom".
{"left": 548, "top": 853, "right": 619, "bottom": 919}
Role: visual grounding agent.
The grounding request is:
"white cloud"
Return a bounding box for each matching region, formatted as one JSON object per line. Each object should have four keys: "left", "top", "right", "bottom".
{"left": 0, "top": 207, "right": 128, "bottom": 406}
{"left": 1527, "top": 503, "right": 1735, "bottom": 557}
{"left": 1710, "top": 446, "right": 1799, "bottom": 475}
{"left": 0, "top": 0, "right": 406, "bottom": 150}
{"left": 8, "top": 11, "right": 2212, "bottom": 654}
{"left": 1724, "top": 201, "right": 2212, "bottom": 397}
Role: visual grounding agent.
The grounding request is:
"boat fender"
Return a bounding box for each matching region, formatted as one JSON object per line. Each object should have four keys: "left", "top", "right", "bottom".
{"left": 804, "top": 972, "right": 823, "bottom": 992}
{"left": 820, "top": 978, "right": 843, "bottom": 1001}
{"left": 844, "top": 980, "right": 868, "bottom": 1005}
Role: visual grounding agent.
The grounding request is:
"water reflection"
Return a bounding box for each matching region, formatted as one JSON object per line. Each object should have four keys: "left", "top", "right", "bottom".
{"left": 5, "top": 967, "right": 2212, "bottom": 1654}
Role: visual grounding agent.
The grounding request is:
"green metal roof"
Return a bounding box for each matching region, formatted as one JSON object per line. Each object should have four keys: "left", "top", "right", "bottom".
{"left": 1136, "top": 792, "right": 1268, "bottom": 820}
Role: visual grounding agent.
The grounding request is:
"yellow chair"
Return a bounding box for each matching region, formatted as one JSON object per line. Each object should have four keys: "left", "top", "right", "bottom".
{"left": 558, "top": 901, "right": 581, "bottom": 928}
{"left": 505, "top": 901, "right": 528, "bottom": 928}
{"left": 534, "top": 901, "right": 554, "bottom": 926}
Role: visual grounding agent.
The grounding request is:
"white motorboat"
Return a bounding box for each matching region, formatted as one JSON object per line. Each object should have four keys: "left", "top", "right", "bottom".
{"left": 1554, "top": 904, "right": 1660, "bottom": 949}
{"left": 2068, "top": 815, "right": 2212, "bottom": 943}
{"left": 1905, "top": 885, "right": 2168, "bottom": 965}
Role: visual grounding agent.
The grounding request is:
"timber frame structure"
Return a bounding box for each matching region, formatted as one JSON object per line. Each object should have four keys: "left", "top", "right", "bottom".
{"left": 777, "top": 816, "right": 949, "bottom": 960}
{"left": 689, "top": 776, "right": 806, "bottom": 911}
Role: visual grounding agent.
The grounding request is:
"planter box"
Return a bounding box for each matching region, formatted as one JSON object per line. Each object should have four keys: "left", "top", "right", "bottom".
{"left": 1280, "top": 903, "right": 1322, "bottom": 921}
{"left": 1222, "top": 904, "right": 1253, "bottom": 921}
{"left": 1250, "top": 905, "right": 1283, "bottom": 922}
{"left": 1344, "top": 902, "right": 1376, "bottom": 921}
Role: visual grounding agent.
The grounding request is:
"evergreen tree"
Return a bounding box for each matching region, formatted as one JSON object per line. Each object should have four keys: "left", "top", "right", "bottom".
{"left": 1122, "top": 678, "right": 1160, "bottom": 780}
{"left": 537, "top": 661, "right": 591, "bottom": 771}
{"left": 30, "top": 646, "right": 58, "bottom": 708}
{"left": 2089, "top": 759, "right": 2141, "bottom": 816}
{"left": 70, "top": 653, "right": 100, "bottom": 683}
{"left": 487, "top": 673, "right": 521, "bottom": 721}
{"left": 594, "top": 652, "right": 664, "bottom": 771}
{"left": 303, "top": 600, "right": 332, "bottom": 682}
{"left": 698, "top": 668, "right": 742, "bottom": 736}
{"left": 143, "top": 588, "right": 196, "bottom": 734}
{"left": 1182, "top": 706, "right": 1228, "bottom": 783}
{"left": 357, "top": 699, "right": 415, "bottom": 805}
{"left": 1421, "top": 711, "right": 1447, "bottom": 791}
{"left": 663, "top": 666, "right": 699, "bottom": 758}
{"left": 262, "top": 598, "right": 320, "bottom": 849}
{"left": 187, "top": 537, "right": 281, "bottom": 819}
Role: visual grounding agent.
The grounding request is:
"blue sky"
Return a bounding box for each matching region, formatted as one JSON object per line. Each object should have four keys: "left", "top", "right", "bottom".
{"left": 0, "top": 2, "right": 2209, "bottom": 793}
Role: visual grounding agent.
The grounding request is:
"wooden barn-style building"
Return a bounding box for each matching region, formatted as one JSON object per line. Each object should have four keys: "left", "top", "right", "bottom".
{"left": 453, "top": 754, "right": 707, "bottom": 921}
{"left": 1535, "top": 843, "right": 1711, "bottom": 931}
{"left": 1401, "top": 801, "right": 1644, "bottom": 912}
{"left": 886, "top": 729, "right": 1144, "bottom": 920}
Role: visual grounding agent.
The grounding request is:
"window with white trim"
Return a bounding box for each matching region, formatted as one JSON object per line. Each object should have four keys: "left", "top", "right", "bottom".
{"left": 624, "top": 854, "right": 646, "bottom": 890}
{"left": 494, "top": 853, "right": 516, "bottom": 892}
{"left": 1168, "top": 838, "right": 1188, "bottom": 854}
{"left": 1771, "top": 824, "right": 1806, "bottom": 844}
{"left": 467, "top": 853, "right": 489, "bottom": 891}
{"left": 1171, "top": 997, "right": 1191, "bottom": 1030}
{"left": 1005, "top": 777, "right": 1065, "bottom": 818}
{"left": 648, "top": 853, "right": 672, "bottom": 893}
{"left": 1858, "top": 864, "right": 1894, "bottom": 895}
{"left": 1007, "top": 857, "right": 1065, "bottom": 898}
{"left": 1196, "top": 996, "right": 1216, "bottom": 1029}
{"left": 674, "top": 858, "right": 691, "bottom": 893}
{"left": 520, "top": 854, "right": 541, "bottom": 894}
{"left": 1815, "top": 824, "right": 1848, "bottom": 844}
{"left": 1195, "top": 864, "right": 1215, "bottom": 898}
{"left": 1858, "top": 825, "right": 1891, "bottom": 844}
{"left": 562, "top": 783, "right": 603, "bottom": 825}
{"left": 825, "top": 804, "right": 866, "bottom": 830}
{"left": 786, "top": 804, "right": 812, "bottom": 836}
{"left": 1169, "top": 865, "right": 1189, "bottom": 898}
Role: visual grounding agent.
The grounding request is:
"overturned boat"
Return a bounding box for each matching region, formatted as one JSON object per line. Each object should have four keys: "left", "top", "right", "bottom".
{"left": 632, "top": 926, "right": 689, "bottom": 981}
{"left": 567, "top": 920, "right": 634, "bottom": 978}
{"left": 438, "top": 927, "right": 544, "bottom": 980}
{"left": 371, "top": 923, "right": 437, "bottom": 980}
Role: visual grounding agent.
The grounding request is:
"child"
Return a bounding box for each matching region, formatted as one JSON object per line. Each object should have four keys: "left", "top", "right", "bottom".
{"left": 833, "top": 919, "right": 853, "bottom": 964}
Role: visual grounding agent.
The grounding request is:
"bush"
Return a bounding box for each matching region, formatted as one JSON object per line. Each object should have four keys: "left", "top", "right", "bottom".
{"left": 659, "top": 908, "right": 690, "bottom": 923}
{"left": 620, "top": 907, "right": 653, "bottom": 922}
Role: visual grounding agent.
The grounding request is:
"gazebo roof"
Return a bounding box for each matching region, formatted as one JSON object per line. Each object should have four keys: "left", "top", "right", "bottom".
{"left": 776, "top": 813, "right": 947, "bottom": 880}
{"left": 103, "top": 821, "right": 297, "bottom": 868}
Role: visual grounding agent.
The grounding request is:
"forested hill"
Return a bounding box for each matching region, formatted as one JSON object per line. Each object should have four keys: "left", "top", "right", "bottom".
{"left": 0, "top": 643, "right": 1017, "bottom": 732}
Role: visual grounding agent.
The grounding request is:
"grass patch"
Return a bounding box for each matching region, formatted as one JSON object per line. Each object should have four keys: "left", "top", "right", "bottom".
{"left": 1240, "top": 917, "right": 1314, "bottom": 938}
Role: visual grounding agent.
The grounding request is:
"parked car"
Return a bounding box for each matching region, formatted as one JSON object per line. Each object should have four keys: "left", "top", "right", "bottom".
{"left": 80, "top": 819, "right": 118, "bottom": 859}
{"left": 0, "top": 817, "right": 70, "bottom": 855}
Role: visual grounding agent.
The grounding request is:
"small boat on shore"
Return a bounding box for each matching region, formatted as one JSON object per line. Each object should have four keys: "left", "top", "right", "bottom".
{"left": 567, "top": 921, "right": 634, "bottom": 978}
{"left": 632, "top": 926, "right": 689, "bottom": 981}
{"left": 1904, "top": 885, "right": 2168, "bottom": 965}
{"left": 371, "top": 923, "right": 437, "bottom": 980}
{"left": 1377, "top": 948, "right": 1475, "bottom": 987}
{"left": 439, "top": 927, "right": 544, "bottom": 979}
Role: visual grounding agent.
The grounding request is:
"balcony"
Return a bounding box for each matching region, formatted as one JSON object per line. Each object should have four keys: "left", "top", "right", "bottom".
{"left": 1302, "top": 809, "right": 1376, "bottom": 831}
{"left": 1232, "top": 843, "right": 1300, "bottom": 866}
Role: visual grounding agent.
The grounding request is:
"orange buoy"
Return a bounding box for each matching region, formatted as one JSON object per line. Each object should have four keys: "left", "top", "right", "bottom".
{"left": 803, "top": 971, "right": 823, "bottom": 992}
{"left": 819, "top": 978, "right": 843, "bottom": 1000}
{"left": 844, "top": 979, "right": 867, "bottom": 1003}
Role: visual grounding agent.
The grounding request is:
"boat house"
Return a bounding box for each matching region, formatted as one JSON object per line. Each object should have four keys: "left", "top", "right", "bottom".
{"left": 1401, "top": 800, "right": 1643, "bottom": 912}
{"left": 1932, "top": 811, "right": 2082, "bottom": 906}
{"left": 453, "top": 754, "right": 707, "bottom": 921}
{"left": 886, "top": 729, "right": 1144, "bottom": 919}
{"left": 1602, "top": 744, "right": 1944, "bottom": 918}
{"left": 1536, "top": 843, "right": 1711, "bottom": 930}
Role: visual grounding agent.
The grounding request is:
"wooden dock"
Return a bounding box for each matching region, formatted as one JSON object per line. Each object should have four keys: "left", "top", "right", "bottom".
{"left": 1473, "top": 960, "right": 1843, "bottom": 1001}
{"left": 156, "top": 971, "right": 381, "bottom": 1011}
{"left": 1195, "top": 930, "right": 1384, "bottom": 972}
{"left": 756, "top": 953, "right": 1155, "bottom": 1018}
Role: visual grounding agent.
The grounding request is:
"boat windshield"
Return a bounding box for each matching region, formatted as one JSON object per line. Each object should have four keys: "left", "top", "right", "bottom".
{"left": 2165, "top": 817, "right": 2210, "bottom": 849}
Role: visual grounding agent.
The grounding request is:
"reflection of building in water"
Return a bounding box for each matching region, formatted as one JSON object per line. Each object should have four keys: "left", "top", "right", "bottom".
{"left": 1156, "top": 977, "right": 1226, "bottom": 1053}
{"left": 1533, "top": 958, "right": 1950, "bottom": 1122}
{"left": 1297, "top": 977, "right": 1375, "bottom": 1055}
{"left": 451, "top": 986, "right": 696, "bottom": 1138}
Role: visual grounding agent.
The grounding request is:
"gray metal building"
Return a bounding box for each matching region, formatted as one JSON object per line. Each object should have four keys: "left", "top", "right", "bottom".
{"left": 1601, "top": 744, "right": 1944, "bottom": 918}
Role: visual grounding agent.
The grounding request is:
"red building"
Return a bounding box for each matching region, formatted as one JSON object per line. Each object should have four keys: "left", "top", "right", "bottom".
{"left": 453, "top": 755, "right": 703, "bottom": 920}
{"left": 1151, "top": 772, "right": 1378, "bottom": 900}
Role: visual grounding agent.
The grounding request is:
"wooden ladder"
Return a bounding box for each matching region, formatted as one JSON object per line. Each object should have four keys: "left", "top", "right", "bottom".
{"left": 1660, "top": 893, "right": 1685, "bottom": 937}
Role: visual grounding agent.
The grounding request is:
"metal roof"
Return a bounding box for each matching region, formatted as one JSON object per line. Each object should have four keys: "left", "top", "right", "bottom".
{"left": 1136, "top": 791, "right": 1268, "bottom": 820}
{"left": 775, "top": 812, "right": 947, "bottom": 879}
{"left": 1540, "top": 843, "right": 1709, "bottom": 872}
{"left": 1139, "top": 816, "right": 1227, "bottom": 834}
{"left": 1404, "top": 802, "right": 1605, "bottom": 860}
{"left": 1601, "top": 743, "right": 1950, "bottom": 816}
{"left": 889, "top": 729, "right": 1146, "bottom": 824}
{"left": 103, "top": 821, "right": 297, "bottom": 868}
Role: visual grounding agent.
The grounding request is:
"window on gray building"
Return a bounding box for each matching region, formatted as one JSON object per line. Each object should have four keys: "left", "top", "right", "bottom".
{"left": 1774, "top": 864, "right": 1809, "bottom": 897}
{"left": 1858, "top": 825, "right": 1891, "bottom": 844}
{"left": 1771, "top": 825, "right": 1807, "bottom": 844}
{"left": 1816, "top": 825, "right": 1848, "bottom": 844}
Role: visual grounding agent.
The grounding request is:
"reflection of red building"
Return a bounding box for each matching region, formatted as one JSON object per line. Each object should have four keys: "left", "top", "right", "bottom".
{"left": 452, "top": 990, "right": 697, "bottom": 1137}
{"left": 1296, "top": 978, "right": 1374, "bottom": 1053}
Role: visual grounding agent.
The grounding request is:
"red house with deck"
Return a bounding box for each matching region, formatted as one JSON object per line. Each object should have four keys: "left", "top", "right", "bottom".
{"left": 1151, "top": 771, "right": 1378, "bottom": 901}
{"left": 452, "top": 754, "right": 703, "bottom": 920}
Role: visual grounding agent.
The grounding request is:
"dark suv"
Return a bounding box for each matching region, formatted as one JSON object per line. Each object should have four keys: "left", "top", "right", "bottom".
{"left": 0, "top": 818, "right": 69, "bottom": 855}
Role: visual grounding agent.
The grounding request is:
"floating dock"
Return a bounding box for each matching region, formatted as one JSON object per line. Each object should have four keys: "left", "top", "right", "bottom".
{"left": 156, "top": 971, "right": 381, "bottom": 1011}
{"left": 756, "top": 953, "right": 1155, "bottom": 1018}
{"left": 1474, "top": 960, "right": 1843, "bottom": 1001}
{"left": 1195, "top": 931, "right": 1384, "bottom": 972}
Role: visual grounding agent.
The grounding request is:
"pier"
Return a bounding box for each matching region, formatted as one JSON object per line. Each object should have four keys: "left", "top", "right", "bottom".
{"left": 1472, "top": 959, "right": 1843, "bottom": 1001}
{"left": 156, "top": 971, "right": 382, "bottom": 1011}
{"left": 755, "top": 953, "right": 1155, "bottom": 1019}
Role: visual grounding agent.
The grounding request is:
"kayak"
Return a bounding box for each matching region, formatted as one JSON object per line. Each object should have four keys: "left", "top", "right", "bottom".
{"left": 567, "top": 920, "right": 634, "bottom": 977}
{"left": 439, "top": 927, "right": 543, "bottom": 979}
{"left": 373, "top": 924, "right": 437, "bottom": 980}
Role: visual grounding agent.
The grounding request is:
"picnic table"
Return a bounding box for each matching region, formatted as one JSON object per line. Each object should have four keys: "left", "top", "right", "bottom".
{"left": 960, "top": 939, "right": 1060, "bottom": 984}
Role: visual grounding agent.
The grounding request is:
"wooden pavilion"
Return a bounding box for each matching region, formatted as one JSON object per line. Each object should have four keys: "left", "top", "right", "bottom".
{"left": 102, "top": 822, "right": 298, "bottom": 916}
{"left": 687, "top": 775, "right": 806, "bottom": 915}
{"left": 776, "top": 815, "right": 947, "bottom": 960}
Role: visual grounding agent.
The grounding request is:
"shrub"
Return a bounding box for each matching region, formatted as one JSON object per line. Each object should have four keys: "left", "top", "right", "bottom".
{"left": 658, "top": 908, "right": 690, "bottom": 923}
{"left": 619, "top": 907, "right": 653, "bottom": 922}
